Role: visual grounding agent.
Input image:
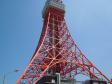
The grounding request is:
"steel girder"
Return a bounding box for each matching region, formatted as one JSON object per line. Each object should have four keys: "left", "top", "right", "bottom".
{"left": 17, "top": 8, "right": 112, "bottom": 84}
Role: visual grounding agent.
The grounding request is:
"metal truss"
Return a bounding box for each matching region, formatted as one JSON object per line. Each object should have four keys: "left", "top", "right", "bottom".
{"left": 17, "top": 8, "right": 112, "bottom": 84}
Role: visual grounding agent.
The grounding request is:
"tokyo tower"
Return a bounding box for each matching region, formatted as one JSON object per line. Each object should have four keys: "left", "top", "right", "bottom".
{"left": 17, "top": 0, "right": 112, "bottom": 84}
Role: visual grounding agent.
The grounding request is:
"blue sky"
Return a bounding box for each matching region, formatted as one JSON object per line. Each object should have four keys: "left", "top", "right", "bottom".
{"left": 0, "top": 0, "right": 112, "bottom": 84}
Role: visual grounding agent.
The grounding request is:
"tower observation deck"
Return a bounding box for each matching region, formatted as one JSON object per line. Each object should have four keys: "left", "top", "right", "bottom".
{"left": 42, "top": 0, "right": 65, "bottom": 18}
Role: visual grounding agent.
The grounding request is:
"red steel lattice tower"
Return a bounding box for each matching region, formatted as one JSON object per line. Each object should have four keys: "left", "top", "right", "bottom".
{"left": 17, "top": 0, "right": 112, "bottom": 84}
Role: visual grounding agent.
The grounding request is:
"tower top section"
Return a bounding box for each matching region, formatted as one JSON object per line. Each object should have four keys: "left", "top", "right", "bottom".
{"left": 42, "top": 0, "right": 65, "bottom": 18}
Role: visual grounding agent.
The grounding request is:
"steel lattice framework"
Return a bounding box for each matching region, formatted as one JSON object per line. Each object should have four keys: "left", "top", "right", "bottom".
{"left": 17, "top": 0, "right": 112, "bottom": 84}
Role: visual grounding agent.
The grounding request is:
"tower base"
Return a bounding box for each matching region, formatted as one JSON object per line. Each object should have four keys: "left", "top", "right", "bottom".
{"left": 36, "top": 75, "right": 107, "bottom": 84}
